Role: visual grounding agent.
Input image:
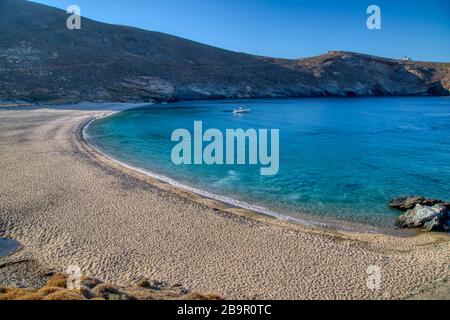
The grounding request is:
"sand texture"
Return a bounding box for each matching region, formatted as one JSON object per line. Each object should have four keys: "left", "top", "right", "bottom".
{"left": 0, "top": 105, "right": 449, "bottom": 300}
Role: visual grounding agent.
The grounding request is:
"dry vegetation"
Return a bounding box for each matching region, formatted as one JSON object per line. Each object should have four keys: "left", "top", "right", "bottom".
{"left": 0, "top": 273, "right": 222, "bottom": 301}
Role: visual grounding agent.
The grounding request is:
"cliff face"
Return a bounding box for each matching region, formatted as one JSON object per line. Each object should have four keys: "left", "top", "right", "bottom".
{"left": 1, "top": 0, "right": 449, "bottom": 103}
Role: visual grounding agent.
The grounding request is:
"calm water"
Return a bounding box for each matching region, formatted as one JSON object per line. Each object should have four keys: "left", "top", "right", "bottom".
{"left": 0, "top": 238, "right": 21, "bottom": 257}
{"left": 86, "top": 97, "right": 450, "bottom": 228}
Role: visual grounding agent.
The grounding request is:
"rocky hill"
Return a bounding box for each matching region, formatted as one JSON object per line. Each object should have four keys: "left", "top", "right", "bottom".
{"left": 1, "top": 0, "right": 449, "bottom": 103}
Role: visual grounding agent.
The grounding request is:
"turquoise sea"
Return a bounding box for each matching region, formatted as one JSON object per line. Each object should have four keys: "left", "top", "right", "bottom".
{"left": 86, "top": 97, "right": 450, "bottom": 229}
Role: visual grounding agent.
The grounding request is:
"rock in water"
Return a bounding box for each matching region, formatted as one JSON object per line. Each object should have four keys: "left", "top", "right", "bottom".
{"left": 441, "top": 203, "right": 450, "bottom": 211}
{"left": 389, "top": 196, "right": 444, "bottom": 212}
{"left": 395, "top": 204, "right": 447, "bottom": 231}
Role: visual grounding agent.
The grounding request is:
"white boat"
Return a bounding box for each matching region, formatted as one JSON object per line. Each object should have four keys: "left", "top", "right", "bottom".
{"left": 233, "top": 107, "right": 251, "bottom": 114}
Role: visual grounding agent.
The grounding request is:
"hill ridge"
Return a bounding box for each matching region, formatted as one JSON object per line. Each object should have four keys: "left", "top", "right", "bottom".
{"left": 0, "top": 0, "right": 449, "bottom": 103}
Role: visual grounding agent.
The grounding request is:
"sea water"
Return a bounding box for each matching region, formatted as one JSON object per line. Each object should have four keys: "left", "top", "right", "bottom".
{"left": 86, "top": 97, "right": 450, "bottom": 228}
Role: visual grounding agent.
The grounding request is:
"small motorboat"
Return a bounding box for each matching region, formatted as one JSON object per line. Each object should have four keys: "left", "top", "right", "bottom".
{"left": 233, "top": 107, "right": 251, "bottom": 114}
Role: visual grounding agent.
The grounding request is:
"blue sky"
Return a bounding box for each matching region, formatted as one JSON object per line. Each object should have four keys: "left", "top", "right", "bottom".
{"left": 31, "top": 0, "right": 450, "bottom": 62}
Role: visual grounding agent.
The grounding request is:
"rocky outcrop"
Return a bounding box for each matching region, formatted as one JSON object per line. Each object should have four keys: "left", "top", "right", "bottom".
{"left": 390, "top": 196, "right": 450, "bottom": 231}
{"left": 389, "top": 196, "right": 446, "bottom": 212}
{"left": 395, "top": 204, "right": 448, "bottom": 231}
{"left": 0, "top": 0, "right": 449, "bottom": 103}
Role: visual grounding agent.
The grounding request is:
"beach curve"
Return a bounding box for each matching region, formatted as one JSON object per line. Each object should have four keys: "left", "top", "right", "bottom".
{"left": 0, "top": 104, "right": 449, "bottom": 299}
{"left": 81, "top": 109, "right": 392, "bottom": 235}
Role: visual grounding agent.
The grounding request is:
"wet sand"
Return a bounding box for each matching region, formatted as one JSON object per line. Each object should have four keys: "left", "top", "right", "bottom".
{"left": 0, "top": 105, "right": 449, "bottom": 299}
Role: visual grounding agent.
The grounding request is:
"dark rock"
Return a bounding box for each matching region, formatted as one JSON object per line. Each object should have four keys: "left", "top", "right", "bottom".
{"left": 428, "top": 81, "right": 450, "bottom": 96}
{"left": 80, "top": 286, "right": 95, "bottom": 299}
{"left": 421, "top": 198, "right": 445, "bottom": 207}
{"left": 92, "top": 284, "right": 136, "bottom": 300}
{"left": 81, "top": 276, "right": 104, "bottom": 289}
{"left": 441, "top": 203, "right": 450, "bottom": 211}
{"left": 135, "top": 278, "right": 151, "bottom": 288}
{"left": 395, "top": 204, "right": 447, "bottom": 231}
{"left": 445, "top": 218, "right": 450, "bottom": 232}
{"left": 134, "top": 278, "right": 168, "bottom": 291}
{"left": 389, "top": 196, "right": 444, "bottom": 212}
{"left": 147, "top": 280, "right": 168, "bottom": 291}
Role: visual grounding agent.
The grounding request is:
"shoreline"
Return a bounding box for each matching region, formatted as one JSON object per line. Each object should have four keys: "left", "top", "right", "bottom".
{"left": 0, "top": 104, "right": 449, "bottom": 299}
{"left": 80, "top": 105, "right": 409, "bottom": 237}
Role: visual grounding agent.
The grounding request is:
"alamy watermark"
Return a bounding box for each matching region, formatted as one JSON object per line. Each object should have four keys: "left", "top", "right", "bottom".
{"left": 66, "top": 265, "right": 82, "bottom": 290}
{"left": 171, "top": 121, "right": 279, "bottom": 176}
{"left": 65, "top": 5, "right": 380, "bottom": 31}
{"left": 367, "top": 5, "right": 381, "bottom": 30}
{"left": 66, "top": 5, "right": 81, "bottom": 30}
{"left": 366, "top": 265, "right": 382, "bottom": 290}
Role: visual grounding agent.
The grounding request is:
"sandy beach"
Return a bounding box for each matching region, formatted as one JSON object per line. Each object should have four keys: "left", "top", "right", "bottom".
{"left": 0, "top": 104, "right": 449, "bottom": 300}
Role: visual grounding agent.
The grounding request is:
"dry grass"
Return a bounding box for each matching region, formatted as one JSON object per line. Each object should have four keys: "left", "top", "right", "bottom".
{"left": 43, "top": 291, "right": 86, "bottom": 300}
{"left": 45, "top": 274, "right": 68, "bottom": 288}
{"left": 0, "top": 288, "right": 35, "bottom": 300}
{"left": 0, "top": 274, "right": 222, "bottom": 301}
{"left": 92, "top": 283, "right": 135, "bottom": 300}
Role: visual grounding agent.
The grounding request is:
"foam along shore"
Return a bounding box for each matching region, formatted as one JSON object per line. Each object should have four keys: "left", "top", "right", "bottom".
{"left": 0, "top": 103, "right": 449, "bottom": 299}
{"left": 83, "top": 112, "right": 390, "bottom": 235}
